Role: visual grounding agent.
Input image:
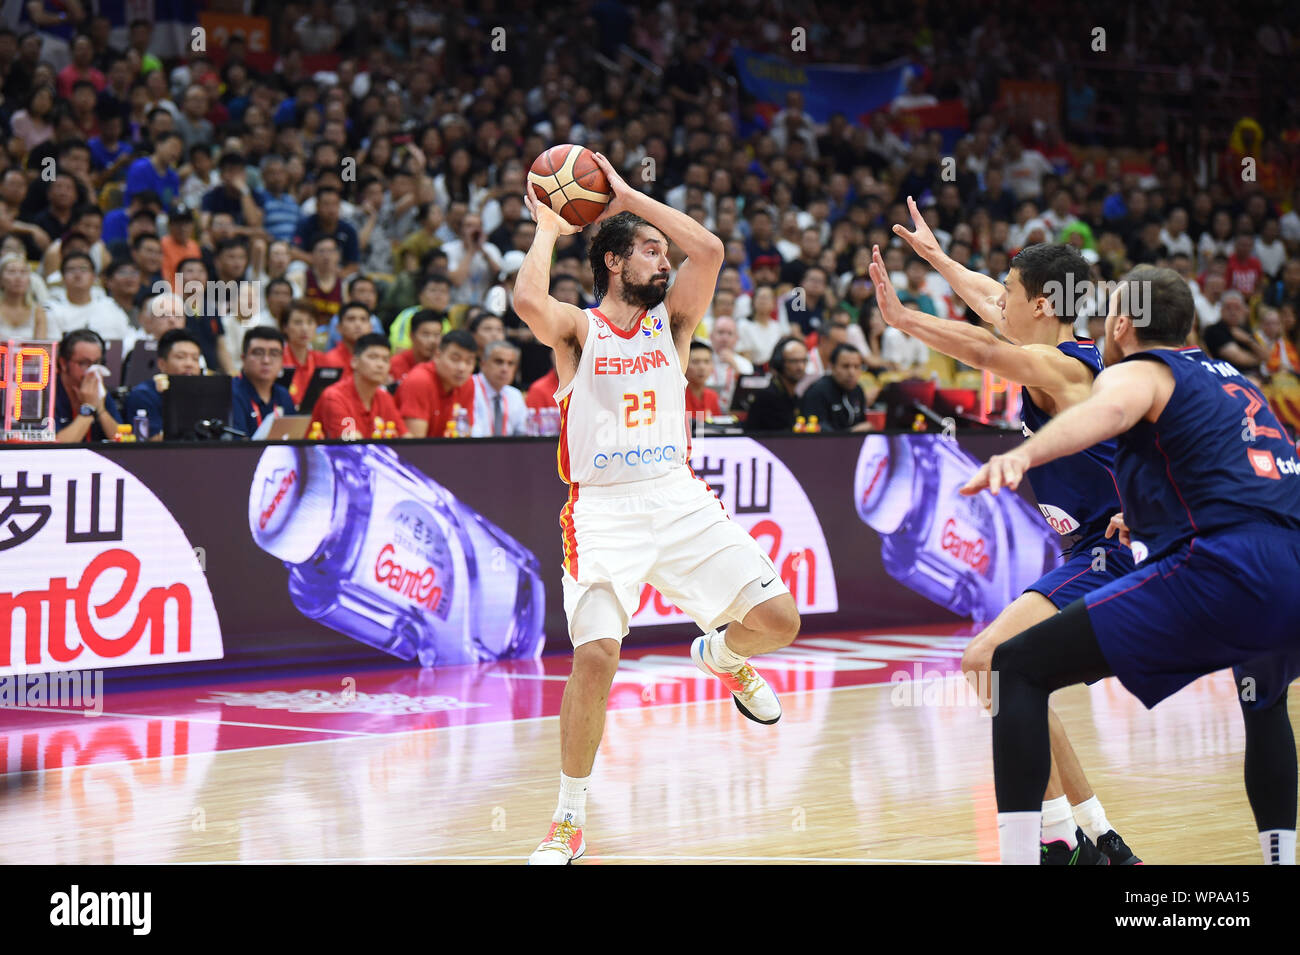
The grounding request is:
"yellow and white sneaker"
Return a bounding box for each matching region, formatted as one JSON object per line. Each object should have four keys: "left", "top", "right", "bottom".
{"left": 691, "top": 634, "right": 782, "bottom": 724}
{"left": 527, "top": 819, "right": 586, "bottom": 865}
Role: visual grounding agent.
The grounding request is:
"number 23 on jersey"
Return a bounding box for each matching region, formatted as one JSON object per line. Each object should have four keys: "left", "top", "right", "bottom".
{"left": 623, "top": 390, "right": 657, "bottom": 428}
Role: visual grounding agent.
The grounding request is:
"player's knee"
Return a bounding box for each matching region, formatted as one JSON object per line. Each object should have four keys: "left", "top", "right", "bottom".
{"left": 745, "top": 595, "right": 799, "bottom": 647}
{"left": 572, "top": 638, "right": 621, "bottom": 682}
{"left": 772, "top": 598, "right": 801, "bottom": 647}
{"left": 961, "top": 632, "right": 994, "bottom": 678}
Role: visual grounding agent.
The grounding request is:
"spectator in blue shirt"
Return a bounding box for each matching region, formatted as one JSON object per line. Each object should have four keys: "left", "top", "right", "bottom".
{"left": 230, "top": 326, "right": 295, "bottom": 437}
{"left": 124, "top": 327, "right": 203, "bottom": 440}
{"left": 258, "top": 156, "right": 300, "bottom": 242}
{"left": 88, "top": 104, "right": 134, "bottom": 181}
{"left": 273, "top": 79, "right": 321, "bottom": 127}
{"left": 102, "top": 188, "right": 161, "bottom": 248}
{"left": 124, "top": 130, "right": 183, "bottom": 209}
{"left": 292, "top": 186, "right": 360, "bottom": 269}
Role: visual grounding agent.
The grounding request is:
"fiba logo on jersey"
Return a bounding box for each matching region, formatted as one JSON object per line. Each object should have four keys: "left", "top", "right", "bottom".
{"left": 640, "top": 313, "right": 664, "bottom": 339}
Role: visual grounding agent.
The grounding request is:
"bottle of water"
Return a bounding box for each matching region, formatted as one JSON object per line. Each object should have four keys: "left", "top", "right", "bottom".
{"left": 248, "top": 444, "right": 546, "bottom": 665}
{"left": 133, "top": 408, "right": 150, "bottom": 441}
{"left": 454, "top": 405, "right": 470, "bottom": 439}
{"left": 854, "top": 434, "right": 1059, "bottom": 621}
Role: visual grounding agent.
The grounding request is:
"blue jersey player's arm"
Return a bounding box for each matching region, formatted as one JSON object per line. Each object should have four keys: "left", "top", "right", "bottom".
{"left": 868, "top": 244, "right": 1093, "bottom": 402}
{"left": 961, "top": 360, "right": 1176, "bottom": 496}
{"left": 893, "top": 196, "right": 1006, "bottom": 325}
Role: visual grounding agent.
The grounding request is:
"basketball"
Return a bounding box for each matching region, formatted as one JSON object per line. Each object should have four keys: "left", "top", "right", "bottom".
{"left": 527, "top": 144, "right": 611, "bottom": 227}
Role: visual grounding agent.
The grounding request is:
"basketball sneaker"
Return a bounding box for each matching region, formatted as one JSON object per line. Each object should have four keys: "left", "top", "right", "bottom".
{"left": 691, "top": 633, "right": 782, "bottom": 724}
{"left": 527, "top": 819, "right": 585, "bottom": 865}
{"left": 1095, "top": 830, "right": 1142, "bottom": 864}
{"left": 1040, "top": 828, "right": 1110, "bottom": 865}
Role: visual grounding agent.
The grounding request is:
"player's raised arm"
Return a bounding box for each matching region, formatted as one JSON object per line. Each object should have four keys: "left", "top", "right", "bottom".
{"left": 514, "top": 192, "right": 587, "bottom": 348}
{"left": 894, "top": 195, "right": 1004, "bottom": 325}
{"left": 961, "top": 361, "right": 1167, "bottom": 496}
{"left": 867, "top": 245, "right": 1086, "bottom": 393}
{"left": 589, "top": 152, "right": 724, "bottom": 335}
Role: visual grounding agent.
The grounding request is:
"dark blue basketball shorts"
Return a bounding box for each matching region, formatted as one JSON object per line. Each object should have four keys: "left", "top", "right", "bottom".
{"left": 1026, "top": 539, "right": 1137, "bottom": 610}
{"left": 1083, "top": 525, "right": 1300, "bottom": 710}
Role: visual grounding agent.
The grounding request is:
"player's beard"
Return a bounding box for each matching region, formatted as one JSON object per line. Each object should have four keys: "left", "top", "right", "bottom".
{"left": 617, "top": 267, "right": 668, "bottom": 309}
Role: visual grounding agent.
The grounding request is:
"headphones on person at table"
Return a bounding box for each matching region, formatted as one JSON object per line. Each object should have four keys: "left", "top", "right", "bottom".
{"left": 768, "top": 336, "right": 801, "bottom": 376}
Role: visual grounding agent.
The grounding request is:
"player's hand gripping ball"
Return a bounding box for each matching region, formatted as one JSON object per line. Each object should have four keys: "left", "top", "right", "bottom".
{"left": 528, "top": 145, "right": 612, "bottom": 227}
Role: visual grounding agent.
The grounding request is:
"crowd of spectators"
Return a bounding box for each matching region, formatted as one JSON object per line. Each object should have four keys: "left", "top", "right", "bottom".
{"left": 2, "top": 2, "right": 1295, "bottom": 442}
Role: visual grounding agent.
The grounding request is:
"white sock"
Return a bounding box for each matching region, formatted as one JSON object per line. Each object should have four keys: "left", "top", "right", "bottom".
{"left": 998, "top": 811, "right": 1042, "bottom": 865}
{"left": 1259, "top": 829, "right": 1296, "bottom": 865}
{"left": 1071, "top": 795, "right": 1112, "bottom": 843}
{"left": 708, "top": 628, "right": 746, "bottom": 670}
{"left": 554, "top": 773, "right": 589, "bottom": 827}
{"left": 1041, "top": 796, "right": 1077, "bottom": 846}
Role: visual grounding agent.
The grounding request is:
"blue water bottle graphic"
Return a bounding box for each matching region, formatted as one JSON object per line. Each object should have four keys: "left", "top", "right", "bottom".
{"left": 854, "top": 434, "right": 1058, "bottom": 620}
{"left": 133, "top": 408, "right": 150, "bottom": 441}
{"left": 249, "top": 443, "right": 545, "bottom": 665}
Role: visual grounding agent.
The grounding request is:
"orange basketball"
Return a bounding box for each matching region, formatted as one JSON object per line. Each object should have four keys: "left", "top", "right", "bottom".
{"left": 527, "top": 144, "right": 611, "bottom": 227}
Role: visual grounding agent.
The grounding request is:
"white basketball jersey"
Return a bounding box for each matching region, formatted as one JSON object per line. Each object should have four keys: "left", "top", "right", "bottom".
{"left": 555, "top": 302, "right": 689, "bottom": 486}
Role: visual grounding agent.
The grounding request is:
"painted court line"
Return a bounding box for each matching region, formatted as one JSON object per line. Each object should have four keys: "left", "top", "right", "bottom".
{"left": 167, "top": 854, "right": 988, "bottom": 865}
{"left": 3, "top": 680, "right": 919, "bottom": 777}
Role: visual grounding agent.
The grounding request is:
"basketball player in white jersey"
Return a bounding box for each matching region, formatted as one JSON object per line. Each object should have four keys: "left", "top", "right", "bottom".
{"left": 517, "top": 154, "right": 802, "bottom": 864}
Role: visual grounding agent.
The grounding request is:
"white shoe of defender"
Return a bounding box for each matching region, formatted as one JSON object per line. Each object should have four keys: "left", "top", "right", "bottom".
{"left": 691, "top": 635, "right": 782, "bottom": 724}
{"left": 527, "top": 819, "right": 586, "bottom": 865}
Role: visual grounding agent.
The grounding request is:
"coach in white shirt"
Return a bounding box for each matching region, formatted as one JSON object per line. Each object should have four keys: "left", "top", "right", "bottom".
{"left": 471, "top": 340, "right": 529, "bottom": 437}
{"left": 45, "top": 252, "right": 133, "bottom": 340}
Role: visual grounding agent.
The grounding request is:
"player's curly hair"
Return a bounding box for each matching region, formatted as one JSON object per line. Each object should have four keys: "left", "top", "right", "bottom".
{"left": 588, "top": 212, "right": 662, "bottom": 302}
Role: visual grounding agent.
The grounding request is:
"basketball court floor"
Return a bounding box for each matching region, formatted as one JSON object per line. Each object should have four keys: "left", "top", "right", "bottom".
{"left": 1, "top": 626, "right": 1287, "bottom": 864}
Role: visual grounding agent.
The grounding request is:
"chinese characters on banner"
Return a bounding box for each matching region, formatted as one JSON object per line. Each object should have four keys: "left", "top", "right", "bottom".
{"left": 630, "top": 438, "right": 839, "bottom": 627}
{"left": 0, "top": 451, "right": 222, "bottom": 676}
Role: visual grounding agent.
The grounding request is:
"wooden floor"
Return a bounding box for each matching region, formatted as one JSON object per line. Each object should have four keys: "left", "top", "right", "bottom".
{"left": 1, "top": 633, "right": 1294, "bottom": 865}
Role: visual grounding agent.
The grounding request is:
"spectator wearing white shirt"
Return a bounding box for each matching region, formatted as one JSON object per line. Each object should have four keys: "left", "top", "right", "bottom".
{"left": 881, "top": 303, "right": 931, "bottom": 374}
{"left": 46, "top": 252, "right": 132, "bottom": 340}
{"left": 736, "top": 285, "right": 790, "bottom": 367}
{"left": 1256, "top": 218, "right": 1287, "bottom": 279}
{"left": 0, "top": 252, "right": 47, "bottom": 339}
{"left": 1002, "top": 135, "right": 1054, "bottom": 201}
{"left": 470, "top": 341, "right": 528, "bottom": 437}
{"left": 1159, "top": 208, "right": 1195, "bottom": 259}
{"left": 1280, "top": 188, "right": 1300, "bottom": 245}
{"left": 1197, "top": 210, "right": 1235, "bottom": 272}
{"left": 1193, "top": 273, "right": 1226, "bottom": 330}
{"left": 706, "top": 314, "right": 753, "bottom": 409}
{"left": 443, "top": 212, "right": 503, "bottom": 306}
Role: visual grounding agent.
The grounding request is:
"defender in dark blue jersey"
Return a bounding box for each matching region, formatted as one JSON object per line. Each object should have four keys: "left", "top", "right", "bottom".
{"left": 967, "top": 265, "right": 1300, "bottom": 865}
{"left": 877, "top": 204, "right": 1139, "bottom": 864}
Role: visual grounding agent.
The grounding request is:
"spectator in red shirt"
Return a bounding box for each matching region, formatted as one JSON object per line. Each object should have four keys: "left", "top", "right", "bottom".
{"left": 398, "top": 328, "right": 477, "bottom": 437}
{"left": 309, "top": 333, "right": 409, "bottom": 440}
{"left": 526, "top": 354, "right": 560, "bottom": 410}
{"left": 685, "top": 340, "right": 722, "bottom": 419}
{"left": 388, "top": 309, "right": 443, "bottom": 386}
{"left": 319, "top": 300, "right": 371, "bottom": 376}
{"left": 279, "top": 299, "right": 331, "bottom": 408}
{"left": 1225, "top": 233, "right": 1264, "bottom": 298}
{"left": 57, "top": 36, "right": 106, "bottom": 99}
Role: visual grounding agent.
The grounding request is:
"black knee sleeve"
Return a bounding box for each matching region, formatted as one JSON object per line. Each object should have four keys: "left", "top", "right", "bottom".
{"left": 1239, "top": 686, "right": 1297, "bottom": 833}
{"left": 991, "top": 600, "right": 1114, "bottom": 813}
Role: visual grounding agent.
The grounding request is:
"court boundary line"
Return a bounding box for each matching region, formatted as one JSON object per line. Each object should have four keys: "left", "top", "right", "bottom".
{"left": 159, "top": 854, "right": 991, "bottom": 865}
{"left": 1, "top": 679, "right": 919, "bottom": 776}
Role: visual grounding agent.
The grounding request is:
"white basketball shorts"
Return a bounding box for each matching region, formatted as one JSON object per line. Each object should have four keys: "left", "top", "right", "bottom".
{"left": 559, "top": 466, "right": 790, "bottom": 648}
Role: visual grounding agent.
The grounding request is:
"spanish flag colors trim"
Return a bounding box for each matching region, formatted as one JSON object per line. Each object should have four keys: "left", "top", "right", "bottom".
{"left": 560, "top": 483, "right": 579, "bottom": 579}
{"left": 556, "top": 393, "right": 573, "bottom": 484}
